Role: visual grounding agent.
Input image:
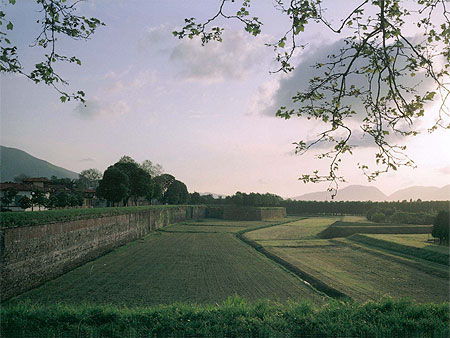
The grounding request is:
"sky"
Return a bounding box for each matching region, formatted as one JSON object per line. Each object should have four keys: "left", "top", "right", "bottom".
{"left": 1, "top": 0, "right": 449, "bottom": 198}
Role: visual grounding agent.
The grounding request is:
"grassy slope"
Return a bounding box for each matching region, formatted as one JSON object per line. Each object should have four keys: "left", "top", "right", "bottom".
{"left": 348, "top": 233, "right": 449, "bottom": 265}
{"left": 8, "top": 223, "right": 318, "bottom": 307}
{"left": 246, "top": 216, "right": 340, "bottom": 242}
{"left": 360, "top": 234, "right": 449, "bottom": 254}
{"left": 246, "top": 217, "right": 449, "bottom": 303}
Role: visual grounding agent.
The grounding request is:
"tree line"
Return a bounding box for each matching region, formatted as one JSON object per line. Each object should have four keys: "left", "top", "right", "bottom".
{"left": 96, "top": 156, "right": 189, "bottom": 206}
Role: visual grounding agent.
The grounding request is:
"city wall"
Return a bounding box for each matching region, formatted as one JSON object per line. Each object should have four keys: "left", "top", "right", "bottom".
{"left": 0, "top": 206, "right": 206, "bottom": 300}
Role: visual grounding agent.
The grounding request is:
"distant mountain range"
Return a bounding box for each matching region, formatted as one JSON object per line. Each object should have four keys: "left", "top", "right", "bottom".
{"left": 0, "top": 145, "right": 79, "bottom": 182}
{"left": 292, "top": 184, "right": 450, "bottom": 201}
{"left": 1, "top": 145, "right": 448, "bottom": 201}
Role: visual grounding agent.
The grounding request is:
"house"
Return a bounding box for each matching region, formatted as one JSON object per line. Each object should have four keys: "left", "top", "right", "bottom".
{"left": 0, "top": 182, "right": 48, "bottom": 211}
{"left": 22, "top": 177, "right": 51, "bottom": 189}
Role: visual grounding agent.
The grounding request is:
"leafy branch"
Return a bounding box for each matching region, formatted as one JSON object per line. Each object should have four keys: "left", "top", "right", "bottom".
{"left": 0, "top": 0, "right": 104, "bottom": 103}
{"left": 177, "top": 0, "right": 449, "bottom": 197}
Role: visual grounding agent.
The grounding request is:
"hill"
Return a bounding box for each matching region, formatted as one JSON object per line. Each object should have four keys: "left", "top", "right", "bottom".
{"left": 388, "top": 185, "right": 450, "bottom": 201}
{"left": 293, "top": 185, "right": 387, "bottom": 201}
{"left": 293, "top": 184, "right": 450, "bottom": 201}
{"left": 0, "top": 146, "right": 79, "bottom": 182}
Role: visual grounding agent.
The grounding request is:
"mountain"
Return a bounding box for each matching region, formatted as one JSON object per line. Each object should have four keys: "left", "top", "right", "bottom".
{"left": 388, "top": 185, "right": 450, "bottom": 201}
{"left": 0, "top": 145, "right": 79, "bottom": 182}
{"left": 293, "top": 185, "right": 388, "bottom": 201}
{"left": 293, "top": 184, "right": 450, "bottom": 201}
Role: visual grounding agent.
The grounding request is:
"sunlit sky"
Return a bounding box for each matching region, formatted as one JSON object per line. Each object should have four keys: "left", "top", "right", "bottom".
{"left": 1, "top": 0, "right": 449, "bottom": 198}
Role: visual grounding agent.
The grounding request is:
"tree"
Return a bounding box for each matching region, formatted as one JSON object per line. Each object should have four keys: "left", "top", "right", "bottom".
{"left": 154, "top": 174, "right": 176, "bottom": 196}
{"left": 189, "top": 192, "right": 203, "bottom": 204}
{"left": 175, "top": 0, "right": 449, "bottom": 196}
{"left": 164, "top": 180, "right": 189, "bottom": 205}
{"left": 50, "top": 176, "right": 76, "bottom": 189}
{"left": 68, "top": 191, "right": 83, "bottom": 207}
{"left": 1, "top": 0, "right": 104, "bottom": 103}
{"left": 78, "top": 168, "right": 103, "bottom": 190}
{"left": 113, "top": 157, "right": 153, "bottom": 205}
{"left": 140, "top": 160, "right": 164, "bottom": 178}
{"left": 53, "top": 191, "right": 69, "bottom": 208}
{"left": 97, "top": 166, "right": 129, "bottom": 206}
{"left": 18, "top": 195, "right": 32, "bottom": 210}
{"left": 13, "top": 174, "right": 29, "bottom": 183}
{"left": 432, "top": 210, "right": 449, "bottom": 245}
{"left": 0, "top": 188, "right": 18, "bottom": 209}
{"left": 31, "top": 190, "right": 48, "bottom": 211}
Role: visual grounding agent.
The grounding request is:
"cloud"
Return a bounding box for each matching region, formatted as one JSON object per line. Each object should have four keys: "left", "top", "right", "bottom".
{"left": 79, "top": 157, "right": 96, "bottom": 162}
{"left": 246, "top": 78, "right": 281, "bottom": 116}
{"left": 138, "top": 24, "right": 172, "bottom": 50}
{"left": 74, "top": 99, "right": 131, "bottom": 119}
{"left": 169, "top": 30, "right": 270, "bottom": 82}
{"left": 104, "top": 69, "right": 157, "bottom": 94}
{"left": 256, "top": 38, "right": 436, "bottom": 119}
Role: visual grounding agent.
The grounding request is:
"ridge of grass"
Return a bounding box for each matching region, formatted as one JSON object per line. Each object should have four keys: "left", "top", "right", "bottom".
{"left": 348, "top": 234, "right": 449, "bottom": 266}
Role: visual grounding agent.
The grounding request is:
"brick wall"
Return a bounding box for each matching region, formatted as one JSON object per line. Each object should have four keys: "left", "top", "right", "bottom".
{"left": 0, "top": 206, "right": 206, "bottom": 300}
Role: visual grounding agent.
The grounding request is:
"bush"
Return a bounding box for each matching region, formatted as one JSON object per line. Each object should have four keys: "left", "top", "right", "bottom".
{"left": 432, "top": 211, "right": 449, "bottom": 244}
{"left": 371, "top": 211, "right": 386, "bottom": 223}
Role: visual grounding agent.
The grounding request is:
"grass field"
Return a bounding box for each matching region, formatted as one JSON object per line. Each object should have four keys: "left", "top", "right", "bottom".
{"left": 8, "top": 229, "right": 319, "bottom": 307}
{"left": 267, "top": 242, "right": 448, "bottom": 302}
{"left": 348, "top": 233, "right": 449, "bottom": 265}
{"left": 246, "top": 216, "right": 340, "bottom": 242}
{"left": 246, "top": 216, "right": 449, "bottom": 303}
{"left": 361, "top": 234, "right": 449, "bottom": 254}
{"left": 3, "top": 214, "right": 449, "bottom": 336}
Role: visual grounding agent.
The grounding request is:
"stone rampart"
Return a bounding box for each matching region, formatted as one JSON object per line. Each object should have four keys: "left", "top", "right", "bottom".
{"left": 0, "top": 206, "right": 206, "bottom": 300}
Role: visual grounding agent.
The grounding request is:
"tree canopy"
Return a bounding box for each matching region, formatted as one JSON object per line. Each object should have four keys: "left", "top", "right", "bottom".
{"left": 175, "top": 0, "right": 450, "bottom": 195}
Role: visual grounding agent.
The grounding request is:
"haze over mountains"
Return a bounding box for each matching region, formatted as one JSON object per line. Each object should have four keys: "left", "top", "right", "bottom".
{"left": 1, "top": 146, "right": 448, "bottom": 201}
{"left": 0, "top": 146, "right": 79, "bottom": 182}
{"left": 292, "top": 184, "right": 450, "bottom": 201}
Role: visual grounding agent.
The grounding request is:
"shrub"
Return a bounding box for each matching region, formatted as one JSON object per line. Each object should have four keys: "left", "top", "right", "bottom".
{"left": 371, "top": 211, "right": 386, "bottom": 223}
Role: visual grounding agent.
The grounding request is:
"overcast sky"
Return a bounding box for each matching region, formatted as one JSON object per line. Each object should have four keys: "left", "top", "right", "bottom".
{"left": 1, "top": 0, "right": 449, "bottom": 197}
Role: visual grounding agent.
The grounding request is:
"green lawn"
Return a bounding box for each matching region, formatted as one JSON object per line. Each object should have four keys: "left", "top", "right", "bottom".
{"left": 246, "top": 216, "right": 340, "bottom": 242}
{"left": 8, "top": 230, "right": 319, "bottom": 307}
{"left": 363, "top": 234, "right": 449, "bottom": 254}
{"left": 348, "top": 233, "right": 449, "bottom": 265}
{"left": 245, "top": 216, "right": 449, "bottom": 303}
{"left": 268, "top": 242, "right": 449, "bottom": 303}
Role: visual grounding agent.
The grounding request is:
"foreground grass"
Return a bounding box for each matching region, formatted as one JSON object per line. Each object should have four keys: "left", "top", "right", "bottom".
{"left": 8, "top": 230, "right": 317, "bottom": 306}
{"left": 2, "top": 297, "right": 448, "bottom": 337}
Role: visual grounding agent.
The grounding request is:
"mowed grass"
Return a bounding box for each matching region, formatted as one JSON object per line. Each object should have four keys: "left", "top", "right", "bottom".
{"left": 363, "top": 234, "right": 449, "bottom": 254}
{"left": 246, "top": 216, "right": 340, "bottom": 243}
{"left": 268, "top": 242, "right": 449, "bottom": 303}
{"left": 245, "top": 216, "right": 449, "bottom": 303}
{"left": 164, "top": 217, "right": 300, "bottom": 234}
{"left": 349, "top": 233, "right": 449, "bottom": 265}
{"left": 8, "top": 231, "right": 319, "bottom": 307}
